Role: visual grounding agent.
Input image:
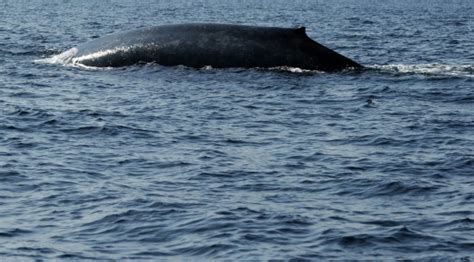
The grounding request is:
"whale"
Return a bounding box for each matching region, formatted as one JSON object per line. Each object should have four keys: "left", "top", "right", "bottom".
{"left": 63, "top": 23, "right": 363, "bottom": 71}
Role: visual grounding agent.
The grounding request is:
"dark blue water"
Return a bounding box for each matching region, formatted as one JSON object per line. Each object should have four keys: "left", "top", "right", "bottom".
{"left": 1, "top": 0, "right": 473, "bottom": 260}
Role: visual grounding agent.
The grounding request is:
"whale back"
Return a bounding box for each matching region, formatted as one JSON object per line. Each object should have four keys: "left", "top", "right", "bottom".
{"left": 72, "top": 23, "right": 362, "bottom": 71}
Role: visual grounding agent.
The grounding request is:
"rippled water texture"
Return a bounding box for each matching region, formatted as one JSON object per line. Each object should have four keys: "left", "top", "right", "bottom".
{"left": 1, "top": 0, "right": 473, "bottom": 260}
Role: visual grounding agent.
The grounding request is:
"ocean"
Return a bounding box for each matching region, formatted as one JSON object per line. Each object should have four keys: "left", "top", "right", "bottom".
{"left": 1, "top": 0, "right": 473, "bottom": 260}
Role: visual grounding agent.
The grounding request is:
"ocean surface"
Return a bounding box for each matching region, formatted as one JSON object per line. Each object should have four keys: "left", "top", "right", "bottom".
{"left": 1, "top": 0, "right": 473, "bottom": 260}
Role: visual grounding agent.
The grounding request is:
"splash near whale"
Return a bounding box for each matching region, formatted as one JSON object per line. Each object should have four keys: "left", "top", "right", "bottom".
{"left": 61, "top": 23, "right": 363, "bottom": 71}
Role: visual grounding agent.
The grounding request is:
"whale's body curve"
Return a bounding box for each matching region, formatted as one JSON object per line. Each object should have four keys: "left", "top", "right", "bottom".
{"left": 68, "top": 23, "right": 362, "bottom": 71}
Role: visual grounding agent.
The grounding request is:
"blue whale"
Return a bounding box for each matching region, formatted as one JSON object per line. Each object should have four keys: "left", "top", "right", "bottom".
{"left": 64, "top": 23, "right": 363, "bottom": 71}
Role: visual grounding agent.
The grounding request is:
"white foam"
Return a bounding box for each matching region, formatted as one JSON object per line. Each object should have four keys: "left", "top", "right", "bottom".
{"left": 370, "top": 64, "right": 474, "bottom": 78}
{"left": 270, "top": 66, "right": 321, "bottom": 74}
{"left": 201, "top": 65, "right": 213, "bottom": 70}
{"left": 34, "top": 47, "right": 78, "bottom": 65}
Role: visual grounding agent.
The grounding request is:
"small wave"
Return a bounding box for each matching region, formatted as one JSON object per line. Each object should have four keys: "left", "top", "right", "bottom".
{"left": 335, "top": 226, "right": 438, "bottom": 249}
{"left": 370, "top": 181, "right": 440, "bottom": 197}
{"left": 172, "top": 244, "right": 236, "bottom": 257}
{"left": 0, "top": 228, "right": 33, "bottom": 238}
{"left": 370, "top": 64, "right": 474, "bottom": 78}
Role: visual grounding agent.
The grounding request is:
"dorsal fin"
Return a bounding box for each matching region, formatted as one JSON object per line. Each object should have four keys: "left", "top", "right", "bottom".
{"left": 295, "top": 26, "right": 306, "bottom": 36}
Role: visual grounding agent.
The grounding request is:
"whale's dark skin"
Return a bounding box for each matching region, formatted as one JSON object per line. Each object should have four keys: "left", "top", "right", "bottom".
{"left": 69, "top": 23, "right": 363, "bottom": 71}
